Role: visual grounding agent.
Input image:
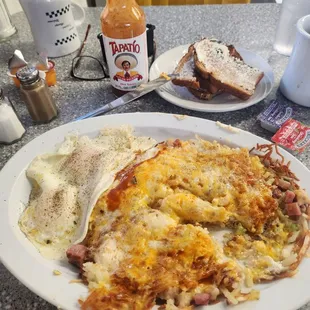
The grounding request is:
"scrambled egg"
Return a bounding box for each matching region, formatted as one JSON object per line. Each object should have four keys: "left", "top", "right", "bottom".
{"left": 19, "top": 126, "right": 156, "bottom": 259}
{"left": 82, "top": 138, "right": 288, "bottom": 309}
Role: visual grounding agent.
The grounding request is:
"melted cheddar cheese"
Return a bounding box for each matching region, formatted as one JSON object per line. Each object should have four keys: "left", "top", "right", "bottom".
{"left": 81, "top": 139, "right": 300, "bottom": 309}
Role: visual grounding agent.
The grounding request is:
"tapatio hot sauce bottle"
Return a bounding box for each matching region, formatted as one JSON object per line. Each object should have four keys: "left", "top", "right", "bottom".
{"left": 100, "top": 0, "right": 148, "bottom": 95}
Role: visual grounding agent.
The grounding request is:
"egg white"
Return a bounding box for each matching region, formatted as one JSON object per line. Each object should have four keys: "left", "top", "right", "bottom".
{"left": 19, "top": 126, "right": 156, "bottom": 259}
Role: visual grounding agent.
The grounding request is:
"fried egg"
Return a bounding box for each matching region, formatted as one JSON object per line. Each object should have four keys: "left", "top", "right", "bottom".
{"left": 19, "top": 126, "right": 156, "bottom": 259}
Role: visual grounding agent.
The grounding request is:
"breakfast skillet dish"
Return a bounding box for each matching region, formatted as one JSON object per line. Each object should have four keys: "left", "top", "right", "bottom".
{"left": 19, "top": 126, "right": 310, "bottom": 309}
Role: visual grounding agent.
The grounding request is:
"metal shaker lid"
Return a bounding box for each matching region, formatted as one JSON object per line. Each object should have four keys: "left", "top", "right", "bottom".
{"left": 16, "top": 66, "right": 40, "bottom": 85}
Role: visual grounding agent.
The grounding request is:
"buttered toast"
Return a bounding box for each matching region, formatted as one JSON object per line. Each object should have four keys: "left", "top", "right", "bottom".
{"left": 172, "top": 39, "right": 264, "bottom": 101}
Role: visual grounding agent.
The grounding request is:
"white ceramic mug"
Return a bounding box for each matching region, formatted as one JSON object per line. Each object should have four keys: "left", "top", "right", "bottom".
{"left": 19, "top": 0, "right": 85, "bottom": 58}
{"left": 280, "top": 15, "right": 310, "bottom": 107}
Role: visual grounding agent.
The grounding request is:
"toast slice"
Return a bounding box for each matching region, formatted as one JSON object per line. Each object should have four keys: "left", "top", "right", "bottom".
{"left": 171, "top": 45, "right": 222, "bottom": 100}
{"left": 172, "top": 45, "right": 205, "bottom": 90}
{"left": 171, "top": 42, "right": 247, "bottom": 101}
{"left": 194, "top": 38, "right": 264, "bottom": 100}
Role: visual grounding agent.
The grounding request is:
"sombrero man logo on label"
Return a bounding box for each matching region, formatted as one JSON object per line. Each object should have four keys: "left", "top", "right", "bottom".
{"left": 102, "top": 32, "right": 148, "bottom": 91}
{"left": 113, "top": 53, "right": 143, "bottom": 82}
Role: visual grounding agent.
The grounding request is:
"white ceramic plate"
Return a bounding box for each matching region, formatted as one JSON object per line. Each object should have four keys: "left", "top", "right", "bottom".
{"left": 149, "top": 45, "right": 274, "bottom": 112}
{"left": 0, "top": 113, "right": 309, "bottom": 310}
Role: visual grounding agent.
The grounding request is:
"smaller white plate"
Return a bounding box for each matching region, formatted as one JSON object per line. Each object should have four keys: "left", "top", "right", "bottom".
{"left": 150, "top": 45, "right": 274, "bottom": 113}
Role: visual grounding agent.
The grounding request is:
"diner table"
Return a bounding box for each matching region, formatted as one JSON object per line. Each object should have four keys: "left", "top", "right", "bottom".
{"left": 1, "top": 3, "right": 310, "bottom": 310}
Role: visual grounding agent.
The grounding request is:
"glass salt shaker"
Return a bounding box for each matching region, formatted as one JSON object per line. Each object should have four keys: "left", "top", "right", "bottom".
{"left": 0, "top": 89, "right": 25, "bottom": 144}
{"left": 16, "top": 66, "right": 58, "bottom": 123}
{"left": 273, "top": 0, "right": 310, "bottom": 56}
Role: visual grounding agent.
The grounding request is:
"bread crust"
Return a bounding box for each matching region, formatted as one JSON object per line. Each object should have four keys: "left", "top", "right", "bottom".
{"left": 172, "top": 45, "right": 222, "bottom": 100}
{"left": 193, "top": 39, "right": 264, "bottom": 100}
{"left": 171, "top": 39, "right": 263, "bottom": 101}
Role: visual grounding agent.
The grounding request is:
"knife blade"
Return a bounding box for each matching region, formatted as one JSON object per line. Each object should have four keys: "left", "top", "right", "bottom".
{"left": 75, "top": 74, "right": 177, "bottom": 121}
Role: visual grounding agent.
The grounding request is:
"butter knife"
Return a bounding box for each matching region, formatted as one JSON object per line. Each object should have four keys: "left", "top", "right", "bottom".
{"left": 75, "top": 74, "right": 177, "bottom": 121}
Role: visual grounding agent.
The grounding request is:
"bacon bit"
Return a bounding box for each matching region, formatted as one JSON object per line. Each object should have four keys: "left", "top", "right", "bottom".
{"left": 172, "top": 139, "right": 182, "bottom": 147}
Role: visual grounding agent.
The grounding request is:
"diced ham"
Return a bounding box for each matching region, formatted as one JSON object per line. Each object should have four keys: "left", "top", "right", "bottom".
{"left": 286, "top": 202, "right": 301, "bottom": 216}
{"left": 278, "top": 179, "right": 291, "bottom": 190}
{"left": 66, "top": 244, "right": 88, "bottom": 268}
{"left": 285, "top": 191, "right": 296, "bottom": 204}
{"left": 194, "top": 293, "right": 210, "bottom": 306}
{"left": 272, "top": 188, "right": 282, "bottom": 199}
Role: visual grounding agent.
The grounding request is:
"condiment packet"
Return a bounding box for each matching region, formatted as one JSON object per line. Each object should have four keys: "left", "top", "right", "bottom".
{"left": 272, "top": 119, "right": 310, "bottom": 154}
{"left": 258, "top": 99, "right": 293, "bottom": 133}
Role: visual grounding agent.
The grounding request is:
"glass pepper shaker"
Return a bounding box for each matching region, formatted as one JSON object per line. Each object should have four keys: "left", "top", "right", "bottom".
{"left": 16, "top": 66, "right": 58, "bottom": 123}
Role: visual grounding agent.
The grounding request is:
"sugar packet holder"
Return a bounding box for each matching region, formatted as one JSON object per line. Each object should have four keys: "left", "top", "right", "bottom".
{"left": 272, "top": 119, "right": 310, "bottom": 154}
{"left": 257, "top": 99, "right": 293, "bottom": 133}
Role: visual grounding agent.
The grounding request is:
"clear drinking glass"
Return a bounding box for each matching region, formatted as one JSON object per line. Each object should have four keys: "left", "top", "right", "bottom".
{"left": 0, "top": 0, "right": 16, "bottom": 41}
{"left": 274, "top": 0, "right": 310, "bottom": 56}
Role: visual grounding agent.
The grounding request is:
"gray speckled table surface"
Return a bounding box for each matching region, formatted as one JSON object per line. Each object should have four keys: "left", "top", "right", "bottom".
{"left": 1, "top": 4, "right": 310, "bottom": 310}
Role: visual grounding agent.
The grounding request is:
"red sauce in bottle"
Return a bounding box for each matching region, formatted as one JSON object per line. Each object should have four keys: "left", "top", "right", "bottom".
{"left": 100, "top": 0, "right": 148, "bottom": 96}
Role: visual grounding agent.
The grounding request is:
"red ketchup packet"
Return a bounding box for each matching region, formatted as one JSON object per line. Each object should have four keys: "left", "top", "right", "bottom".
{"left": 272, "top": 119, "right": 310, "bottom": 153}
